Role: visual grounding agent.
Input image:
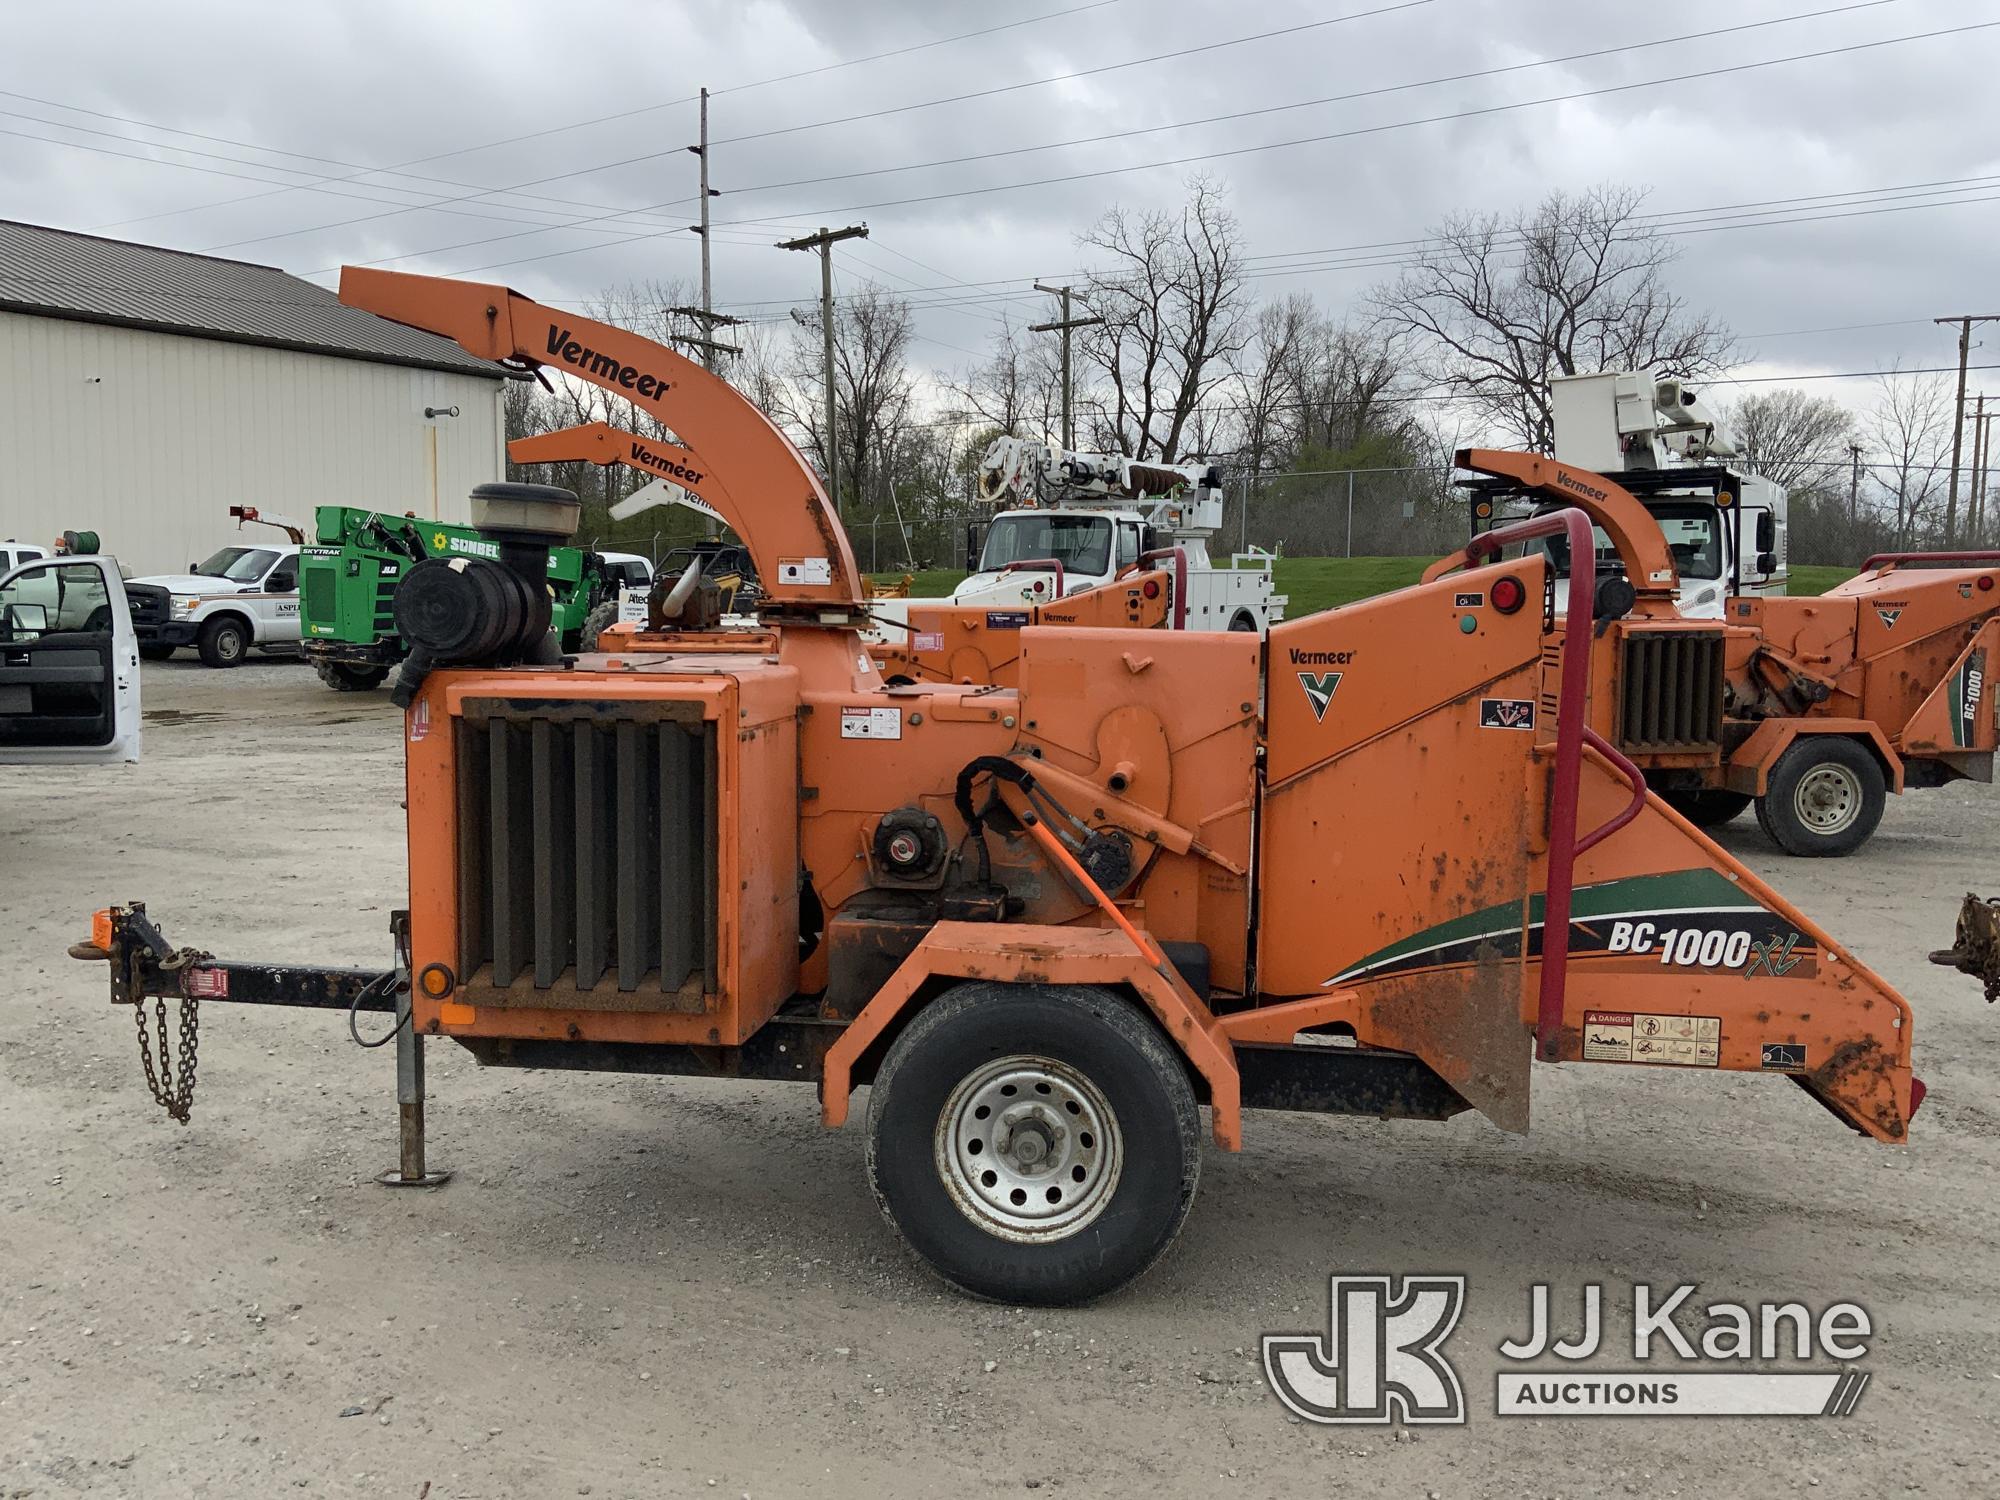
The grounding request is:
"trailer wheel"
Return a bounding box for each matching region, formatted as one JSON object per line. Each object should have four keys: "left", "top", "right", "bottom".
{"left": 313, "top": 659, "right": 389, "bottom": 691}
{"left": 196, "top": 615, "right": 249, "bottom": 668}
{"left": 1755, "top": 738, "right": 1886, "bottom": 856}
{"left": 1660, "top": 789, "right": 1753, "bottom": 828}
{"left": 866, "top": 981, "right": 1200, "bottom": 1305}
{"left": 1228, "top": 611, "right": 1258, "bottom": 632}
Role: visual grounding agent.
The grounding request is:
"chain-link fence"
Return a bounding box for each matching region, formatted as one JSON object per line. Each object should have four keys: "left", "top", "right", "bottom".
{"left": 581, "top": 465, "right": 1473, "bottom": 575}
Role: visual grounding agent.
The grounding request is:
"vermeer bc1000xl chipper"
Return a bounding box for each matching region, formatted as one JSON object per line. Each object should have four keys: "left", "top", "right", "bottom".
{"left": 79, "top": 269, "right": 1931, "bottom": 1304}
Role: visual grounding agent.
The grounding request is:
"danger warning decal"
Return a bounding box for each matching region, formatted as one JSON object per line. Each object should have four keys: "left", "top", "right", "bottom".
{"left": 1321, "top": 869, "right": 1820, "bottom": 988}
{"left": 1583, "top": 1010, "right": 1720, "bottom": 1068}
{"left": 1298, "top": 671, "right": 1342, "bottom": 722}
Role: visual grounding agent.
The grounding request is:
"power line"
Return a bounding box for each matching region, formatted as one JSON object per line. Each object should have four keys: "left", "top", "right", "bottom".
{"left": 0, "top": 96, "right": 699, "bottom": 231}
{"left": 359, "top": 17, "right": 1990, "bottom": 282}
{"left": 691, "top": 174, "right": 2000, "bottom": 319}
{"left": 705, "top": 0, "right": 1905, "bottom": 198}
{"left": 287, "top": 0, "right": 1434, "bottom": 274}
{"left": 77, "top": 0, "right": 1129, "bottom": 236}
{"left": 709, "top": 0, "right": 1439, "bottom": 147}
{"left": 709, "top": 19, "right": 2000, "bottom": 227}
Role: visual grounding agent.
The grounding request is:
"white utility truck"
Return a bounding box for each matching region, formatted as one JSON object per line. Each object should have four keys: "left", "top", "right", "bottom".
{"left": 868, "top": 437, "right": 1284, "bottom": 643}
{"left": 1540, "top": 371, "right": 1790, "bottom": 619}
{"left": 125, "top": 508, "right": 309, "bottom": 667}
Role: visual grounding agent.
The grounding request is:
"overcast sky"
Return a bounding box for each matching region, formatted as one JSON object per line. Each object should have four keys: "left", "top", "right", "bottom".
{"left": 5, "top": 0, "right": 1997, "bottom": 412}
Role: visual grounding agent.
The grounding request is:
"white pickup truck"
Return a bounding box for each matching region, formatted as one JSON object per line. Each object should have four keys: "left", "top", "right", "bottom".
{"left": 127, "top": 543, "right": 302, "bottom": 667}
{"left": 0, "top": 551, "right": 140, "bottom": 763}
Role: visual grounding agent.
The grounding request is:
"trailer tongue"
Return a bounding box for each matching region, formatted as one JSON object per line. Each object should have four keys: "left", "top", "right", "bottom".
{"left": 75, "top": 267, "right": 1931, "bottom": 1305}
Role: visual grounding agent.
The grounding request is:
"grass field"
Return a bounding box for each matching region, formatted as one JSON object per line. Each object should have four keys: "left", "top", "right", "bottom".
{"left": 869, "top": 558, "right": 1861, "bottom": 612}
{"left": 1786, "top": 564, "right": 1857, "bottom": 596}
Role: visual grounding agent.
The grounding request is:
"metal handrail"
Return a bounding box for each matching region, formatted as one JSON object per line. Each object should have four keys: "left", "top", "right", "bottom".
{"left": 1859, "top": 549, "right": 2000, "bottom": 572}
{"left": 1428, "top": 509, "right": 1601, "bottom": 1061}
{"left": 1136, "top": 546, "right": 1189, "bottom": 630}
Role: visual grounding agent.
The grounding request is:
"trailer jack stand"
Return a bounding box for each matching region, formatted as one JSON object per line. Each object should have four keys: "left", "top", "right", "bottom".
{"left": 377, "top": 912, "right": 448, "bottom": 1187}
{"left": 379, "top": 980, "right": 450, "bottom": 1188}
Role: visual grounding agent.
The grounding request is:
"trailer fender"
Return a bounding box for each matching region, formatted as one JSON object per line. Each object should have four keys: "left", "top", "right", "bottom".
{"left": 1724, "top": 718, "right": 1904, "bottom": 797}
{"left": 820, "top": 920, "right": 1243, "bottom": 1149}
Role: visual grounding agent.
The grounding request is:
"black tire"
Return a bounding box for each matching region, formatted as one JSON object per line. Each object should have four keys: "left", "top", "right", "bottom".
{"left": 1227, "top": 611, "right": 1259, "bottom": 632}
{"left": 313, "top": 659, "right": 389, "bottom": 691}
{"left": 579, "top": 599, "right": 620, "bottom": 652}
{"left": 195, "top": 615, "right": 250, "bottom": 668}
{"left": 866, "top": 981, "right": 1201, "bottom": 1305}
{"left": 1660, "top": 789, "right": 1754, "bottom": 829}
{"left": 1754, "top": 738, "right": 1886, "bottom": 857}
{"left": 138, "top": 644, "right": 176, "bottom": 662}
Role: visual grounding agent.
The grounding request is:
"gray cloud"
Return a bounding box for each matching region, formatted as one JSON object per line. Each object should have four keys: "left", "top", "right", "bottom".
{"left": 4, "top": 0, "right": 1994, "bottom": 396}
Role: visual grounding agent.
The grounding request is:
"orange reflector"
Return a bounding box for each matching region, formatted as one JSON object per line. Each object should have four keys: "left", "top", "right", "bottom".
{"left": 418, "top": 963, "right": 455, "bottom": 998}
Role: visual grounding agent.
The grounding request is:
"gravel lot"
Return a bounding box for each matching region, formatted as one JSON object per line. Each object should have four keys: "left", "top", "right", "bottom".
{"left": 4, "top": 656, "right": 1998, "bottom": 1498}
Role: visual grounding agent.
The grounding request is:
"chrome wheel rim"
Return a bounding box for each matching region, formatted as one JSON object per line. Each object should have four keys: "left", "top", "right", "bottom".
{"left": 1793, "top": 763, "right": 1862, "bottom": 835}
{"left": 935, "top": 1054, "right": 1122, "bottom": 1242}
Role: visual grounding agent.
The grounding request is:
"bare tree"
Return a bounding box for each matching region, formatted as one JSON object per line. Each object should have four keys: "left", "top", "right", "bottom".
{"left": 773, "top": 285, "right": 917, "bottom": 509}
{"left": 942, "top": 315, "right": 1062, "bottom": 439}
{"left": 1233, "top": 293, "right": 1317, "bottom": 483}
{"left": 1077, "top": 175, "right": 1249, "bottom": 462}
{"left": 1863, "top": 370, "right": 1954, "bottom": 548}
{"left": 1371, "top": 185, "right": 1736, "bottom": 450}
{"left": 1724, "top": 388, "right": 1855, "bottom": 493}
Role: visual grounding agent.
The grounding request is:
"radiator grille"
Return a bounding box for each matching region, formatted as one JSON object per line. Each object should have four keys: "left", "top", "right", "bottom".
{"left": 124, "top": 583, "right": 168, "bottom": 627}
{"left": 455, "top": 700, "right": 716, "bottom": 1009}
{"left": 1618, "top": 631, "right": 1725, "bottom": 752}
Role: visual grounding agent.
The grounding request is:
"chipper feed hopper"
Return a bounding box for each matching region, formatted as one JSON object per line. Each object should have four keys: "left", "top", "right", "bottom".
{"left": 78, "top": 271, "right": 1931, "bottom": 1305}
{"left": 1461, "top": 451, "right": 2000, "bottom": 856}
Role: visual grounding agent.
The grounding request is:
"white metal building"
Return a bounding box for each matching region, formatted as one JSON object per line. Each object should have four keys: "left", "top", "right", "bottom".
{"left": 0, "top": 220, "right": 513, "bottom": 576}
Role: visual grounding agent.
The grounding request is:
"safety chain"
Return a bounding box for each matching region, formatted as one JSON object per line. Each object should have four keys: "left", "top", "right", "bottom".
{"left": 133, "top": 946, "right": 209, "bottom": 1124}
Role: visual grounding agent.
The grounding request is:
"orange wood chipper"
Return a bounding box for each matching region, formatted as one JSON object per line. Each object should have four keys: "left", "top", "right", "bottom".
{"left": 79, "top": 270, "right": 1934, "bottom": 1304}
{"left": 1460, "top": 452, "right": 2000, "bottom": 856}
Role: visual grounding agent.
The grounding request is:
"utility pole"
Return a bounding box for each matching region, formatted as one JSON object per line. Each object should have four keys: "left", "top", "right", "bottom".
{"left": 663, "top": 305, "right": 746, "bottom": 365}
{"left": 1973, "top": 400, "right": 1995, "bottom": 543}
{"left": 676, "top": 88, "right": 737, "bottom": 370}
{"left": 1030, "top": 282, "right": 1103, "bottom": 450}
{"left": 778, "top": 224, "right": 869, "bottom": 510}
{"left": 1847, "top": 442, "right": 1864, "bottom": 526}
{"left": 1934, "top": 314, "right": 2000, "bottom": 545}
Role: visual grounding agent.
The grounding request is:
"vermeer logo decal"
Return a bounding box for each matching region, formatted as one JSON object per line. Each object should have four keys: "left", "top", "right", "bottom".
{"left": 628, "top": 439, "right": 704, "bottom": 486}
{"left": 1876, "top": 607, "right": 1903, "bottom": 629}
{"left": 1298, "top": 671, "right": 1342, "bottom": 721}
{"left": 546, "top": 327, "right": 671, "bottom": 398}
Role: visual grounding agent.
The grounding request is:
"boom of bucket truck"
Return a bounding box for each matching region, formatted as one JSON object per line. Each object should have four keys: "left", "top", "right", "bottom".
{"left": 867, "top": 435, "right": 1284, "bottom": 645}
